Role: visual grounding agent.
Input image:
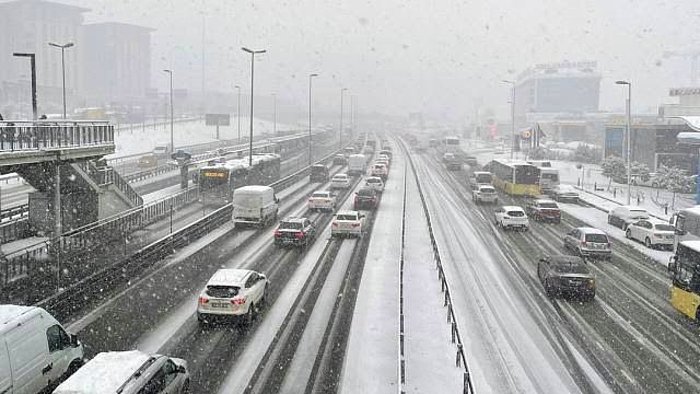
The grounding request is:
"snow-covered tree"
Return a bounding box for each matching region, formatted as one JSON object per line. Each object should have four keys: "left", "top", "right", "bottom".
{"left": 601, "top": 156, "right": 626, "bottom": 188}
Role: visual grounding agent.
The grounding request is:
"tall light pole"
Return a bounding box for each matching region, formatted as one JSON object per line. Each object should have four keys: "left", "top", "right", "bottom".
{"left": 501, "top": 79, "right": 516, "bottom": 160}
{"left": 235, "top": 85, "right": 241, "bottom": 142}
{"left": 48, "top": 42, "right": 74, "bottom": 119}
{"left": 339, "top": 87, "right": 348, "bottom": 149}
{"left": 308, "top": 73, "right": 319, "bottom": 166}
{"left": 242, "top": 47, "right": 266, "bottom": 166}
{"left": 272, "top": 93, "right": 277, "bottom": 136}
{"left": 163, "top": 69, "right": 174, "bottom": 152}
{"left": 616, "top": 80, "right": 633, "bottom": 205}
{"left": 13, "top": 53, "right": 37, "bottom": 120}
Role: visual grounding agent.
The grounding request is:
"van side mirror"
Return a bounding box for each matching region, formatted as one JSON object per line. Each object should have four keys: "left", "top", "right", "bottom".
{"left": 275, "top": 197, "right": 280, "bottom": 204}
{"left": 177, "top": 365, "right": 187, "bottom": 374}
{"left": 70, "top": 334, "right": 80, "bottom": 347}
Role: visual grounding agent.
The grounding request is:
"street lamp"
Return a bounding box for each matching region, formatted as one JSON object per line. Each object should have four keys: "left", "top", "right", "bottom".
{"left": 48, "top": 42, "right": 74, "bottom": 119}
{"left": 242, "top": 47, "right": 266, "bottom": 166}
{"left": 13, "top": 53, "right": 37, "bottom": 120}
{"left": 308, "top": 73, "right": 319, "bottom": 166}
{"left": 272, "top": 93, "right": 277, "bottom": 136}
{"left": 616, "top": 80, "right": 632, "bottom": 205}
{"left": 339, "top": 87, "right": 348, "bottom": 149}
{"left": 235, "top": 85, "right": 241, "bottom": 142}
{"left": 163, "top": 69, "right": 174, "bottom": 153}
{"left": 501, "top": 79, "right": 516, "bottom": 160}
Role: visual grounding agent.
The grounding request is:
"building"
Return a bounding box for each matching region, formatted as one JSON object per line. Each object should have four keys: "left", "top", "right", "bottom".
{"left": 604, "top": 121, "right": 698, "bottom": 174}
{"left": 0, "top": 0, "right": 88, "bottom": 117}
{"left": 514, "top": 61, "right": 602, "bottom": 133}
{"left": 660, "top": 87, "right": 700, "bottom": 117}
{"left": 82, "top": 22, "right": 153, "bottom": 106}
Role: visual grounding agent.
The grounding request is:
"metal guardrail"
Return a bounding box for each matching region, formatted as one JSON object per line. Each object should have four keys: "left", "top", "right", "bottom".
{"left": 400, "top": 137, "right": 476, "bottom": 394}
{"left": 0, "top": 218, "right": 30, "bottom": 244}
{"left": 0, "top": 120, "right": 114, "bottom": 152}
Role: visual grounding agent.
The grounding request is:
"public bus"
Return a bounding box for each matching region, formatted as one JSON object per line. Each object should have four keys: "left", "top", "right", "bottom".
{"left": 486, "top": 159, "right": 540, "bottom": 196}
{"left": 444, "top": 136, "right": 460, "bottom": 153}
{"left": 198, "top": 153, "right": 281, "bottom": 205}
{"left": 668, "top": 241, "right": 700, "bottom": 322}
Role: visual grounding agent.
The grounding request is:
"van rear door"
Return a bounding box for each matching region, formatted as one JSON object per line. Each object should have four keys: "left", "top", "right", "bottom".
{"left": 5, "top": 315, "right": 50, "bottom": 393}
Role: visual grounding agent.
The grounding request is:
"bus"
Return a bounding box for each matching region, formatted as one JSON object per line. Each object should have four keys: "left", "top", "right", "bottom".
{"left": 444, "top": 136, "right": 460, "bottom": 153}
{"left": 668, "top": 241, "right": 700, "bottom": 321}
{"left": 199, "top": 153, "right": 281, "bottom": 205}
{"left": 486, "top": 159, "right": 540, "bottom": 196}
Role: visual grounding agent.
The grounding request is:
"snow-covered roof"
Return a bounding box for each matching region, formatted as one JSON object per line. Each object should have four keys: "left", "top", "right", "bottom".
{"left": 53, "top": 351, "right": 155, "bottom": 393}
{"left": 235, "top": 185, "right": 273, "bottom": 194}
{"left": 207, "top": 269, "right": 251, "bottom": 287}
{"left": 0, "top": 304, "right": 35, "bottom": 327}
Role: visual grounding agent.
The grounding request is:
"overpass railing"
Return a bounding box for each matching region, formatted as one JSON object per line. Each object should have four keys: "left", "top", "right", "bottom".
{"left": 0, "top": 120, "right": 114, "bottom": 152}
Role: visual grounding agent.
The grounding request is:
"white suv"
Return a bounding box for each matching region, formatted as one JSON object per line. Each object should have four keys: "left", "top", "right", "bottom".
{"left": 197, "top": 269, "right": 269, "bottom": 326}
{"left": 331, "top": 210, "right": 365, "bottom": 238}
{"left": 494, "top": 206, "right": 529, "bottom": 231}
{"left": 330, "top": 173, "right": 351, "bottom": 189}
{"left": 473, "top": 185, "right": 498, "bottom": 204}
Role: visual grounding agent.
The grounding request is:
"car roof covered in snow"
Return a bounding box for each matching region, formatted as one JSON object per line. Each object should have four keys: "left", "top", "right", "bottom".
{"left": 53, "top": 351, "right": 157, "bottom": 393}
{"left": 207, "top": 269, "right": 252, "bottom": 286}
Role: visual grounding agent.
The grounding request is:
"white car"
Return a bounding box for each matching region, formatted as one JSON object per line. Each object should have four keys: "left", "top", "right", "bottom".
{"left": 364, "top": 176, "right": 385, "bottom": 193}
{"left": 331, "top": 210, "right": 365, "bottom": 238}
{"left": 54, "top": 351, "right": 189, "bottom": 394}
{"left": 370, "top": 163, "right": 389, "bottom": 179}
{"left": 494, "top": 206, "right": 529, "bottom": 231}
{"left": 625, "top": 219, "right": 675, "bottom": 249}
{"left": 550, "top": 184, "right": 579, "bottom": 202}
{"left": 473, "top": 185, "right": 498, "bottom": 204}
{"left": 330, "top": 173, "right": 351, "bottom": 189}
{"left": 308, "top": 190, "right": 336, "bottom": 212}
{"left": 197, "top": 269, "right": 269, "bottom": 325}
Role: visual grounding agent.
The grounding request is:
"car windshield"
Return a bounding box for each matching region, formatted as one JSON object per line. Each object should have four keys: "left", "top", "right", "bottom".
{"left": 585, "top": 233, "right": 608, "bottom": 243}
{"left": 480, "top": 187, "right": 495, "bottom": 193}
{"left": 333, "top": 175, "right": 347, "bottom": 180}
{"left": 279, "top": 221, "right": 303, "bottom": 230}
{"left": 336, "top": 214, "right": 358, "bottom": 221}
{"left": 654, "top": 224, "right": 675, "bottom": 232}
{"left": 205, "top": 285, "right": 240, "bottom": 298}
{"left": 366, "top": 179, "right": 381, "bottom": 184}
{"left": 539, "top": 202, "right": 559, "bottom": 209}
{"left": 506, "top": 210, "right": 525, "bottom": 217}
{"left": 312, "top": 192, "right": 330, "bottom": 198}
{"left": 358, "top": 189, "right": 375, "bottom": 196}
{"left": 552, "top": 263, "right": 590, "bottom": 275}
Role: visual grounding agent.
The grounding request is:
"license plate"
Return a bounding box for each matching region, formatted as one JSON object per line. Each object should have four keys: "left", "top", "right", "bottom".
{"left": 210, "top": 302, "right": 226, "bottom": 309}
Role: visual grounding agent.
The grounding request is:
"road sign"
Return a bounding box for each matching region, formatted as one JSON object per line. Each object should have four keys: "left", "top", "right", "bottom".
{"left": 205, "top": 113, "right": 231, "bottom": 126}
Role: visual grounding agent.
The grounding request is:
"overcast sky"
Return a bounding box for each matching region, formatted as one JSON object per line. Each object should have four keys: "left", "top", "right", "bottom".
{"left": 61, "top": 0, "right": 700, "bottom": 121}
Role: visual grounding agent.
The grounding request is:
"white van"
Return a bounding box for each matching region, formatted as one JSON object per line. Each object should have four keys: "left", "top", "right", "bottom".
{"left": 54, "top": 350, "right": 189, "bottom": 394}
{"left": 232, "top": 185, "right": 279, "bottom": 226}
{"left": 0, "top": 305, "right": 84, "bottom": 394}
{"left": 347, "top": 154, "right": 367, "bottom": 176}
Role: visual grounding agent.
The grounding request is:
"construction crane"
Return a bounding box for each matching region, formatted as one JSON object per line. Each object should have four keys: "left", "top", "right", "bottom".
{"left": 663, "top": 49, "right": 700, "bottom": 85}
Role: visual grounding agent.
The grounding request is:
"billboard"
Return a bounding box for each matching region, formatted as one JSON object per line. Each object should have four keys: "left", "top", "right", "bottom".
{"left": 205, "top": 113, "right": 231, "bottom": 126}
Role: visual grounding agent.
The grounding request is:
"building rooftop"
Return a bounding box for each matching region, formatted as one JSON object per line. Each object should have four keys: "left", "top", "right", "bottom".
{"left": 0, "top": 0, "right": 89, "bottom": 13}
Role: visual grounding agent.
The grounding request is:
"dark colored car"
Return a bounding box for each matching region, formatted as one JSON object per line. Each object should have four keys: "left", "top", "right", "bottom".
{"left": 353, "top": 187, "right": 379, "bottom": 210}
{"left": 537, "top": 254, "right": 596, "bottom": 301}
{"left": 274, "top": 218, "right": 316, "bottom": 247}
{"left": 333, "top": 154, "right": 347, "bottom": 165}
{"left": 527, "top": 199, "right": 561, "bottom": 224}
{"left": 310, "top": 164, "right": 330, "bottom": 182}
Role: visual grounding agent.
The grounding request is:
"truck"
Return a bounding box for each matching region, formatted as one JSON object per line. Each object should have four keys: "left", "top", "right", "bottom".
{"left": 348, "top": 154, "right": 367, "bottom": 176}
{"left": 232, "top": 185, "right": 279, "bottom": 226}
{"left": 1, "top": 305, "right": 84, "bottom": 393}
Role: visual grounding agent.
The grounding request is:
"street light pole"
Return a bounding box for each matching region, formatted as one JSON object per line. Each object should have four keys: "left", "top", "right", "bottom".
{"left": 308, "top": 73, "right": 319, "bottom": 166}
{"left": 616, "top": 80, "right": 633, "bottom": 205}
{"left": 339, "top": 87, "right": 347, "bottom": 149}
{"left": 502, "top": 80, "right": 516, "bottom": 160}
{"left": 163, "top": 69, "right": 174, "bottom": 153}
{"left": 13, "top": 53, "right": 37, "bottom": 120}
{"left": 272, "top": 93, "right": 277, "bottom": 136}
{"left": 242, "top": 47, "right": 266, "bottom": 166}
{"left": 48, "top": 42, "right": 74, "bottom": 119}
{"left": 235, "top": 85, "right": 241, "bottom": 142}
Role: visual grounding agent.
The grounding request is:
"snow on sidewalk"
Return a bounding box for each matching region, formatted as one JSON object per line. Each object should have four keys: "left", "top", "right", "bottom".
{"left": 403, "top": 168, "right": 463, "bottom": 393}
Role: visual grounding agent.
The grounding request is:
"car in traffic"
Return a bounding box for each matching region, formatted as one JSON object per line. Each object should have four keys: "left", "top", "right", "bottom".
{"left": 333, "top": 154, "right": 347, "bottom": 165}
{"left": 354, "top": 187, "right": 379, "bottom": 210}
{"left": 309, "top": 164, "right": 329, "bottom": 182}
{"left": 54, "top": 350, "right": 190, "bottom": 394}
{"left": 232, "top": 186, "right": 279, "bottom": 226}
{"left": 494, "top": 206, "right": 529, "bottom": 231}
{"left": 625, "top": 218, "right": 675, "bottom": 249}
{"left": 549, "top": 184, "right": 579, "bottom": 202}
{"left": 274, "top": 217, "right": 317, "bottom": 247}
{"left": 607, "top": 205, "right": 650, "bottom": 230}
{"left": 197, "top": 269, "right": 269, "bottom": 325}
{"left": 343, "top": 146, "right": 356, "bottom": 157}
{"left": 563, "top": 227, "right": 612, "bottom": 260}
{"left": 330, "top": 173, "right": 351, "bottom": 189}
{"left": 364, "top": 176, "right": 385, "bottom": 193}
{"left": 308, "top": 190, "right": 336, "bottom": 212}
{"left": 371, "top": 163, "right": 389, "bottom": 180}
{"left": 348, "top": 154, "right": 367, "bottom": 176}
{"left": 526, "top": 199, "right": 561, "bottom": 224}
{"left": 331, "top": 210, "right": 365, "bottom": 238}
{"left": 469, "top": 171, "right": 493, "bottom": 189}
{"left": 537, "top": 254, "right": 596, "bottom": 301}
{"left": 473, "top": 185, "right": 498, "bottom": 204}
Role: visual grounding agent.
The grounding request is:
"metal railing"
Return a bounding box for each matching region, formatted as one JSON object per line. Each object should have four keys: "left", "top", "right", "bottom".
{"left": 0, "top": 218, "right": 30, "bottom": 244}
{"left": 0, "top": 120, "right": 114, "bottom": 152}
{"left": 76, "top": 162, "right": 143, "bottom": 207}
{"left": 1, "top": 204, "right": 29, "bottom": 222}
{"left": 400, "top": 137, "right": 476, "bottom": 394}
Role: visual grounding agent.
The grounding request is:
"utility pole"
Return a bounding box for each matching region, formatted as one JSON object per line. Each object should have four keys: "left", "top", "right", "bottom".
{"left": 501, "top": 80, "right": 516, "bottom": 160}
{"left": 242, "top": 47, "right": 266, "bottom": 166}
{"left": 272, "top": 93, "right": 277, "bottom": 136}
{"left": 13, "top": 53, "right": 37, "bottom": 120}
{"left": 235, "top": 85, "right": 241, "bottom": 142}
{"left": 163, "top": 69, "right": 174, "bottom": 152}
{"left": 308, "top": 73, "right": 319, "bottom": 166}
{"left": 48, "top": 42, "right": 74, "bottom": 119}
{"left": 339, "top": 87, "right": 347, "bottom": 149}
{"left": 616, "top": 80, "right": 633, "bottom": 205}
